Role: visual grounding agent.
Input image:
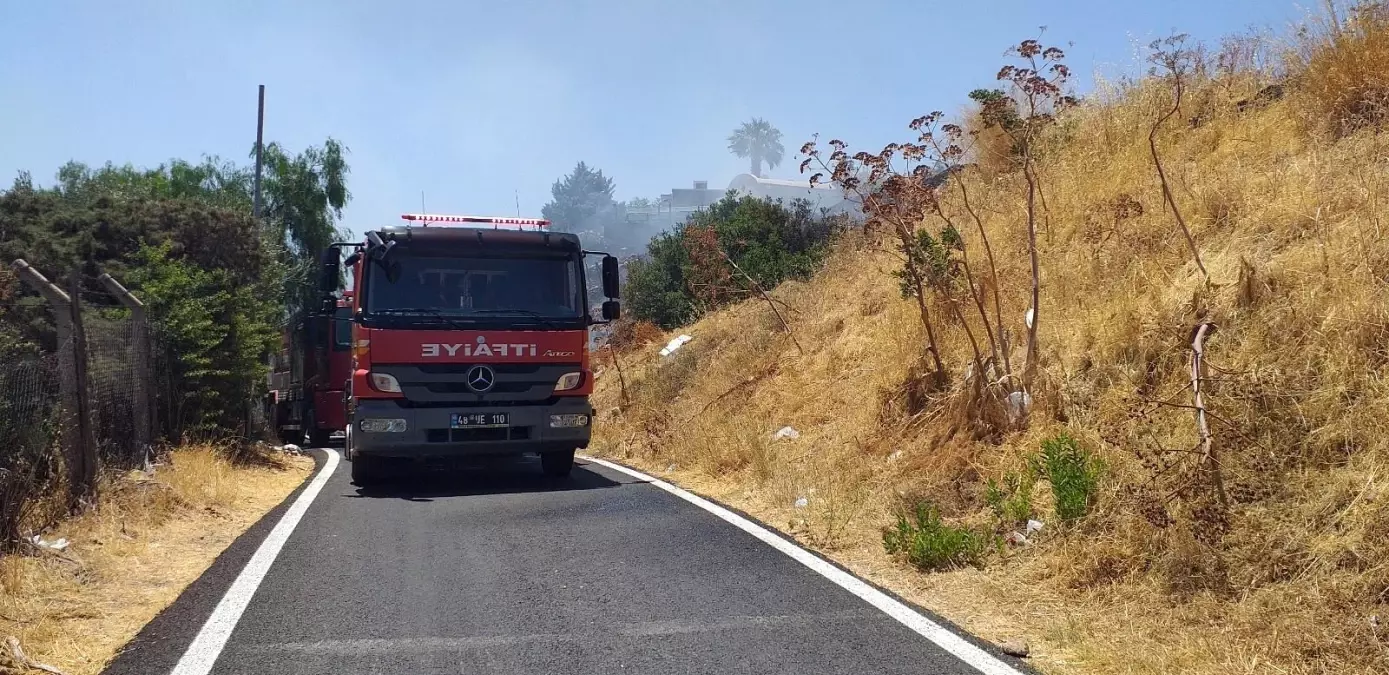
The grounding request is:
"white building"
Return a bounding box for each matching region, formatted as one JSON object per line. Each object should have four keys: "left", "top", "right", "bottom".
{"left": 624, "top": 175, "right": 860, "bottom": 236}
{"left": 725, "top": 173, "right": 858, "bottom": 216}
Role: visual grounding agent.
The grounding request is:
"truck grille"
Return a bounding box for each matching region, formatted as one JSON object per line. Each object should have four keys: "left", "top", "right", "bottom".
{"left": 370, "top": 363, "right": 581, "bottom": 405}
{"left": 425, "top": 427, "right": 533, "bottom": 443}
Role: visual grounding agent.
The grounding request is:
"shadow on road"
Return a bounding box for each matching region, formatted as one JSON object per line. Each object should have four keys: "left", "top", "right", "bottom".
{"left": 347, "top": 457, "right": 638, "bottom": 501}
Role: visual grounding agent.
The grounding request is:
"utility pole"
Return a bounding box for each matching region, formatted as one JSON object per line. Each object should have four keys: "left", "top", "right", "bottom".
{"left": 253, "top": 84, "right": 265, "bottom": 219}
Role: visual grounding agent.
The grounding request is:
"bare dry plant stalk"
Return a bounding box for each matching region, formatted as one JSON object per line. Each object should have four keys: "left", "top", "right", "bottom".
{"left": 1188, "top": 321, "right": 1228, "bottom": 509}
{"left": 605, "top": 344, "right": 630, "bottom": 406}
{"left": 992, "top": 38, "right": 1077, "bottom": 391}
{"left": 1148, "top": 33, "right": 1211, "bottom": 281}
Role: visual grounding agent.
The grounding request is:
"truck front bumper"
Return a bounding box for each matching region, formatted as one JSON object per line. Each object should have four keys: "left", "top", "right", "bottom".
{"left": 348, "top": 397, "right": 593, "bottom": 459}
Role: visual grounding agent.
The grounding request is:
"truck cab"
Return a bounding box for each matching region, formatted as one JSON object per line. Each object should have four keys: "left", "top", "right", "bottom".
{"left": 324, "top": 214, "right": 620, "bottom": 484}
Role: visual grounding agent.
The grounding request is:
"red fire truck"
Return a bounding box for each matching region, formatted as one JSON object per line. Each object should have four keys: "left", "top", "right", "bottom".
{"left": 317, "top": 213, "right": 620, "bottom": 484}
{"left": 266, "top": 291, "right": 355, "bottom": 447}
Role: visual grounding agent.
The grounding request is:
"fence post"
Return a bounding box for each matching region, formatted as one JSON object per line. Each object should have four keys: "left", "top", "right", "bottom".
{"left": 9, "top": 260, "right": 90, "bottom": 508}
{"left": 66, "top": 272, "right": 99, "bottom": 502}
{"left": 97, "top": 272, "right": 153, "bottom": 467}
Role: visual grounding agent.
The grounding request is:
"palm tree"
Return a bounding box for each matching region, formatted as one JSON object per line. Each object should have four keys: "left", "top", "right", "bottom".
{"left": 727, "top": 118, "right": 785, "bottom": 178}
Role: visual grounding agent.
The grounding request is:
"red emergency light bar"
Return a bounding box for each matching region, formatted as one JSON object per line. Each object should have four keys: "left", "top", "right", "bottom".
{"left": 400, "top": 213, "right": 550, "bottom": 229}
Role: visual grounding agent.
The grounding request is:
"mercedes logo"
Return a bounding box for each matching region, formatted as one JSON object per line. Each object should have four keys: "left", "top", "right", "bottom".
{"left": 465, "top": 365, "right": 496, "bottom": 393}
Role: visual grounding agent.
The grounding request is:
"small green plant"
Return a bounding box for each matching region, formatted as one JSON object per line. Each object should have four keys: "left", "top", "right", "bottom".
{"left": 1032, "top": 431, "right": 1104, "bottom": 522}
{"left": 984, "top": 467, "right": 1037, "bottom": 526}
{"left": 883, "top": 502, "right": 991, "bottom": 572}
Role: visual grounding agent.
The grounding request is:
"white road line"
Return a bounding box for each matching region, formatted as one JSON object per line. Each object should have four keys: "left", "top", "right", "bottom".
{"left": 170, "top": 449, "right": 340, "bottom": 675}
{"left": 579, "top": 455, "right": 1029, "bottom": 675}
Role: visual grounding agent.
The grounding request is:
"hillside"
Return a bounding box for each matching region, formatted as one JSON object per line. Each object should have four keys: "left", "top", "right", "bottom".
{"left": 590, "top": 10, "right": 1389, "bottom": 675}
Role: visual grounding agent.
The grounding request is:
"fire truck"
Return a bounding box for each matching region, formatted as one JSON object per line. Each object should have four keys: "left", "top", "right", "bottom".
{"left": 266, "top": 291, "right": 354, "bottom": 447}
{"left": 317, "top": 213, "right": 620, "bottom": 484}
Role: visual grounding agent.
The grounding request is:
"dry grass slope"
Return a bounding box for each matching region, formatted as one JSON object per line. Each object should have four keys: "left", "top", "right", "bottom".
{"left": 593, "top": 9, "right": 1389, "bottom": 674}
{"left": 0, "top": 445, "right": 312, "bottom": 675}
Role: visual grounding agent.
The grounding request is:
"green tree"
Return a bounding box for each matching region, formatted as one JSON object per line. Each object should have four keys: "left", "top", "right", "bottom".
{"left": 126, "top": 241, "right": 280, "bottom": 438}
{"left": 625, "top": 230, "right": 694, "bottom": 328}
{"left": 727, "top": 118, "right": 786, "bottom": 178}
{"left": 254, "top": 139, "right": 351, "bottom": 319}
{"left": 1, "top": 138, "right": 341, "bottom": 438}
{"left": 625, "top": 195, "right": 845, "bottom": 328}
{"left": 541, "top": 161, "right": 616, "bottom": 235}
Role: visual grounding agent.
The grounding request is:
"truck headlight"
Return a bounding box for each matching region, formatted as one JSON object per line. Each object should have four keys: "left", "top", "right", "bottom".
{"left": 553, "top": 372, "right": 583, "bottom": 391}
{"left": 359, "top": 418, "right": 407, "bottom": 433}
{"left": 369, "top": 372, "right": 401, "bottom": 393}
{"left": 549, "top": 414, "right": 590, "bottom": 428}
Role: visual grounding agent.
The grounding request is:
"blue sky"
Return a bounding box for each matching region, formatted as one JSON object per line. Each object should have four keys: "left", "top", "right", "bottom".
{"left": 2, "top": 1, "right": 1310, "bottom": 239}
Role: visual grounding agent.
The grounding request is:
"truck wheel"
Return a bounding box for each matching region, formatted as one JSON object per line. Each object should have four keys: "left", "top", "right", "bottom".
{"left": 351, "top": 455, "right": 381, "bottom": 486}
{"left": 302, "top": 409, "right": 331, "bottom": 448}
{"left": 541, "top": 449, "right": 575, "bottom": 478}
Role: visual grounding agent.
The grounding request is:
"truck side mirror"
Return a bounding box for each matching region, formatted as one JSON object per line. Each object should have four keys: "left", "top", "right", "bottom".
{"left": 319, "top": 247, "right": 341, "bottom": 294}
{"left": 602, "top": 300, "right": 621, "bottom": 322}
{"left": 602, "top": 255, "right": 620, "bottom": 299}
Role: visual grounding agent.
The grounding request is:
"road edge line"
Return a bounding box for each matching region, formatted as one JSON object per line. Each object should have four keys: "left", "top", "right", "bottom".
{"left": 579, "top": 454, "right": 1028, "bottom": 675}
{"left": 168, "top": 448, "right": 340, "bottom": 675}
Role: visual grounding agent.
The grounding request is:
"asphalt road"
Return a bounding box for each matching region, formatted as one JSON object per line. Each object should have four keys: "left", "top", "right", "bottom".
{"left": 105, "top": 452, "right": 1031, "bottom": 675}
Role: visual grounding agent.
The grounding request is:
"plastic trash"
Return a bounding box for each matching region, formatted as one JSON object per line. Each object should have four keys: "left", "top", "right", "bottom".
{"left": 1006, "top": 391, "right": 1033, "bottom": 422}
{"left": 1025, "top": 519, "right": 1044, "bottom": 535}
{"left": 28, "top": 535, "right": 69, "bottom": 552}
{"left": 772, "top": 426, "right": 800, "bottom": 440}
{"left": 659, "top": 334, "right": 693, "bottom": 357}
{"left": 794, "top": 497, "right": 809, "bottom": 509}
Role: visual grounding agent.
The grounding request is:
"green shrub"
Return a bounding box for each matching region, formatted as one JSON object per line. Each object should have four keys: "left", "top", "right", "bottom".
{"left": 626, "top": 195, "right": 848, "bottom": 329}
{"left": 883, "top": 502, "right": 991, "bottom": 572}
{"left": 984, "top": 468, "right": 1037, "bottom": 526}
{"left": 1033, "top": 431, "right": 1105, "bottom": 523}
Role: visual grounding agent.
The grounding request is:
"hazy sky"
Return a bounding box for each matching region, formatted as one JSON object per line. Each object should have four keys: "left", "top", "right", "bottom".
{"left": 2, "top": 1, "right": 1310, "bottom": 239}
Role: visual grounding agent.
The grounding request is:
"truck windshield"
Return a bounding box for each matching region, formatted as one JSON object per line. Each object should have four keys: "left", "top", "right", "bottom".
{"left": 365, "top": 253, "right": 583, "bottom": 319}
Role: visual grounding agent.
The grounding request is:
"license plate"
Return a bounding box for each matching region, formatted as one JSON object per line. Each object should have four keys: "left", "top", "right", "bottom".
{"left": 450, "top": 412, "right": 509, "bottom": 429}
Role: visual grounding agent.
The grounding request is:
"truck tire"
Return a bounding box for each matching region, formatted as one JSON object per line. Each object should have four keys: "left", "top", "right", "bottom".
{"left": 351, "top": 455, "right": 381, "bottom": 486}
{"left": 275, "top": 403, "right": 297, "bottom": 445}
{"left": 303, "top": 409, "right": 332, "bottom": 448}
{"left": 541, "top": 449, "right": 575, "bottom": 478}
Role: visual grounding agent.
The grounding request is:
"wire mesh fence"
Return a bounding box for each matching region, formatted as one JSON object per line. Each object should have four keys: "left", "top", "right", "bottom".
{"left": 0, "top": 351, "right": 63, "bottom": 545}
{"left": 0, "top": 265, "right": 273, "bottom": 550}
{"left": 85, "top": 313, "right": 152, "bottom": 471}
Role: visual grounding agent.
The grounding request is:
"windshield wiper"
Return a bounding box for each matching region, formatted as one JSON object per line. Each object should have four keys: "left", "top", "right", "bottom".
{"left": 372, "top": 308, "right": 474, "bottom": 331}
{"left": 466, "top": 309, "right": 569, "bottom": 329}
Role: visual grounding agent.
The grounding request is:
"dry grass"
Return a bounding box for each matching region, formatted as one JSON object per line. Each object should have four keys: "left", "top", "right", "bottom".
{"left": 1290, "top": 1, "right": 1389, "bottom": 137}
{"left": 592, "top": 9, "right": 1389, "bottom": 674}
{"left": 0, "top": 445, "right": 312, "bottom": 675}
